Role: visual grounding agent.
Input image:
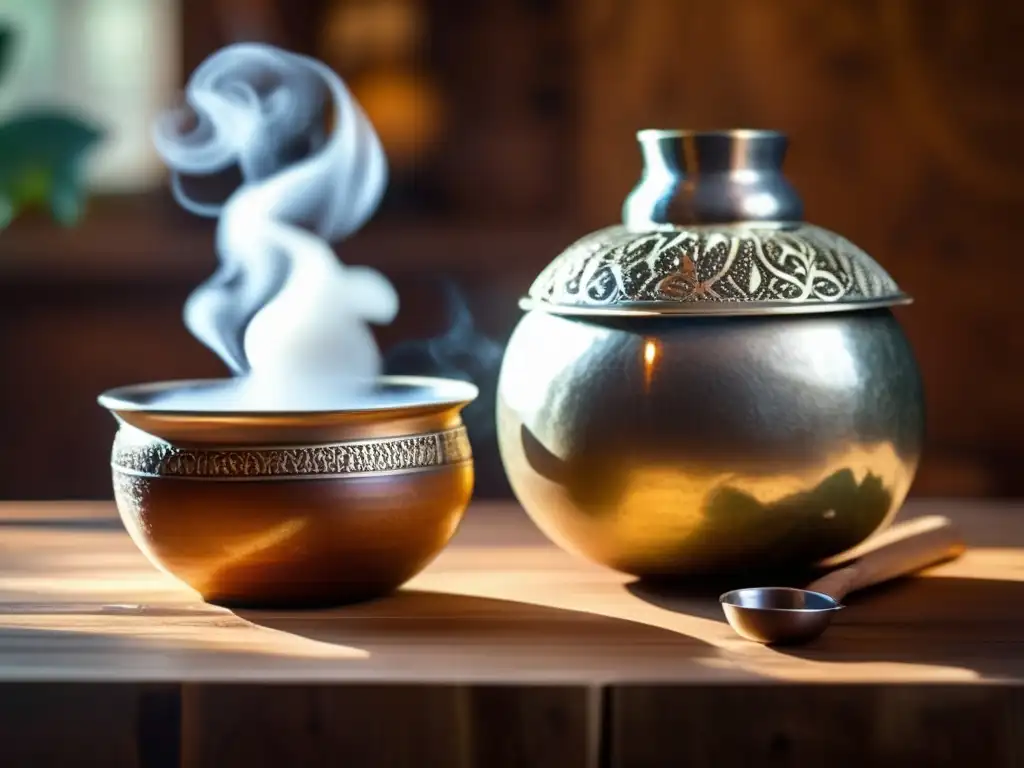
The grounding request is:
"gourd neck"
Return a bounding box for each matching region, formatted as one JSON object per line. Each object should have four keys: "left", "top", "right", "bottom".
{"left": 623, "top": 129, "right": 805, "bottom": 229}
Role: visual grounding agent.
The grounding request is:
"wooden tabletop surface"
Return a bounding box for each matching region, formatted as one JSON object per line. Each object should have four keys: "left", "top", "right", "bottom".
{"left": 0, "top": 498, "right": 1021, "bottom": 685}
{"left": 1, "top": 498, "right": 1022, "bottom": 767}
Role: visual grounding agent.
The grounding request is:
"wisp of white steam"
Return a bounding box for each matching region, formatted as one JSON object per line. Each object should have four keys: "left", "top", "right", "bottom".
{"left": 151, "top": 43, "right": 398, "bottom": 410}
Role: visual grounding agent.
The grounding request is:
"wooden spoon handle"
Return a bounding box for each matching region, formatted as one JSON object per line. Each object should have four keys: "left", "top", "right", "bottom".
{"left": 805, "top": 515, "right": 965, "bottom": 602}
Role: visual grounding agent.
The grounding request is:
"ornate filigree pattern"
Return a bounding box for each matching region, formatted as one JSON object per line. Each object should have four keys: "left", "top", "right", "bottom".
{"left": 528, "top": 224, "right": 903, "bottom": 308}
{"left": 112, "top": 427, "right": 472, "bottom": 480}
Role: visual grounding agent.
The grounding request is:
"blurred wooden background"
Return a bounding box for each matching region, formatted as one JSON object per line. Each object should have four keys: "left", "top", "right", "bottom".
{"left": 0, "top": 0, "right": 1021, "bottom": 500}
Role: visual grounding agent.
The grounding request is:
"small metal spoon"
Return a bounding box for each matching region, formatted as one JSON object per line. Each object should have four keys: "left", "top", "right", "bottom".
{"left": 720, "top": 515, "right": 966, "bottom": 645}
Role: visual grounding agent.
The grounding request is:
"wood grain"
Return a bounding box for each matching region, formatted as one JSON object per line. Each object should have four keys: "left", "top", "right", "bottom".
{"left": 610, "top": 685, "right": 1020, "bottom": 768}
{"left": 180, "top": 685, "right": 592, "bottom": 768}
{"left": 0, "top": 683, "right": 180, "bottom": 768}
{"left": 0, "top": 499, "right": 1021, "bottom": 764}
{"left": 0, "top": 499, "right": 1021, "bottom": 684}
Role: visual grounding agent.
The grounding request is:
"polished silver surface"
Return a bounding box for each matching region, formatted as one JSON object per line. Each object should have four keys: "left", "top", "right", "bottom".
{"left": 526, "top": 129, "right": 908, "bottom": 315}
{"left": 624, "top": 129, "right": 804, "bottom": 227}
{"left": 496, "top": 308, "right": 925, "bottom": 577}
{"left": 498, "top": 127, "right": 924, "bottom": 577}
{"left": 719, "top": 587, "right": 842, "bottom": 645}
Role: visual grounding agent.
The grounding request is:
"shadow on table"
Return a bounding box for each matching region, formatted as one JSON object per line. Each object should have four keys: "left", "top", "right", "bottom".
{"left": 0, "top": 518, "right": 123, "bottom": 531}
{"left": 627, "top": 573, "right": 1024, "bottom": 680}
{"left": 625, "top": 568, "right": 819, "bottom": 623}
{"left": 236, "top": 588, "right": 752, "bottom": 678}
{"left": 0, "top": 584, "right": 742, "bottom": 677}
{"left": 0, "top": 608, "right": 368, "bottom": 671}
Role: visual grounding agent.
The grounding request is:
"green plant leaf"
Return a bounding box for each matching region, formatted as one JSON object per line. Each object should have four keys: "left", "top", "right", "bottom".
{"left": 0, "top": 111, "right": 105, "bottom": 230}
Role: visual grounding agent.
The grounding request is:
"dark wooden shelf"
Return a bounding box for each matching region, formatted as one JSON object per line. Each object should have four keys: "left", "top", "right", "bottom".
{"left": 0, "top": 195, "right": 579, "bottom": 285}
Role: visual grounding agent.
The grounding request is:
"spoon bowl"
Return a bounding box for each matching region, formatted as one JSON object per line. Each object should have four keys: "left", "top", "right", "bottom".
{"left": 719, "top": 515, "right": 965, "bottom": 645}
{"left": 720, "top": 587, "right": 843, "bottom": 645}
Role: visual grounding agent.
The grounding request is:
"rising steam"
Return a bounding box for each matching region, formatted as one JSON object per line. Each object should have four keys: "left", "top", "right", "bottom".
{"left": 386, "top": 280, "right": 503, "bottom": 434}
{"left": 151, "top": 43, "right": 397, "bottom": 409}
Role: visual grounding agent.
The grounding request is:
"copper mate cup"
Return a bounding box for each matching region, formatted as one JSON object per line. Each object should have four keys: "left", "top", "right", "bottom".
{"left": 99, "top": 376, "right": 477, "bottom": 608}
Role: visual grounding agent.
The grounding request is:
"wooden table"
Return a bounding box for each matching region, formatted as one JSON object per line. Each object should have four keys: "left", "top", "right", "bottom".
{"left": 0, "top": 499, "right": 1021, "bottom": 767}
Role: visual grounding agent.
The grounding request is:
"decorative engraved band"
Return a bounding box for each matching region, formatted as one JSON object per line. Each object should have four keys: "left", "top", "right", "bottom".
{"left": 528, "top": 224, "right": 903, "bottom": 309}
{"left": 112, "top": 426, "right": 472, "bottom": 480}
